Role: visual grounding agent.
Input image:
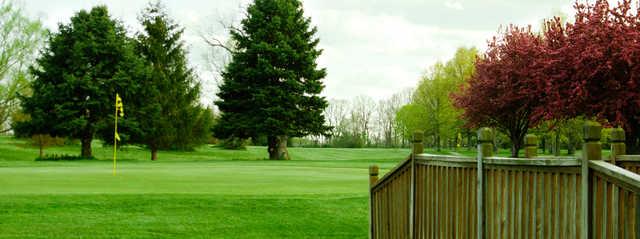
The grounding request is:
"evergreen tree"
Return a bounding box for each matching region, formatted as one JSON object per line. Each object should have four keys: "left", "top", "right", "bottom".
{"left": 214, "top": 0, "right": 330, "bottom": 160}
{"left": 20, "top": 6, "right": 146, "bottom": 157}
{"left": 132, "top": 2, "right": 211, "bottom": 160}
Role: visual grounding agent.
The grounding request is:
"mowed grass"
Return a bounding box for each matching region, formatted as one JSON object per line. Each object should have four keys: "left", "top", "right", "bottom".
{"left": 0, "top": 136, "right": 417, "bottom": 238}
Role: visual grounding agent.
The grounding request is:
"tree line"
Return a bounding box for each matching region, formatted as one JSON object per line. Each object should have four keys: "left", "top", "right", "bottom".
{"left": 10, "top": 2, "right": 212, "bottom": 160}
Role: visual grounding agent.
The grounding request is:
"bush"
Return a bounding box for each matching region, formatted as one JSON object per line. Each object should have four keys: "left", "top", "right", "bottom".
{"left": 221, "top": 137, "right": 249, "bottom": 150}
{"left": 35, "top": 154, "right": 96, "bottom": 161}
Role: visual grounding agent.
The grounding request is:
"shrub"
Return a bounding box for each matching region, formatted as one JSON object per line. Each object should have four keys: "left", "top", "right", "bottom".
{"left": 35, "top": 154, "right": 96, "bottom": 161}
{"left": 221, "top": 137, "right": 249, "bottom": 150}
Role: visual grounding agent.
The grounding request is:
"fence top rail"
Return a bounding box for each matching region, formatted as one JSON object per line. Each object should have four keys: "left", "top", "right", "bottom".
{"left": 415, "top": 153, "right": 475, "bottom": 163}
{"left": 615, "top": 155, "right": 640, "bottom": 162}
{"left": 484, "top": 156, "right": 580, "bottom": 166}
{"left": 589, "top": 160, "right": 640, "bottom": 193}
{"left": 370, "top": 155, "right": 411, "bottom": 191}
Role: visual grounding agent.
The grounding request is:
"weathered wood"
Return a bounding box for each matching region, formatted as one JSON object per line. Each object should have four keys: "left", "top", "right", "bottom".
{"left": 525, "top": 134, "right": 538, "bottom": 158}
{"left": 477, "top": 127, "right": 493, "bottom": 239}
{"left": 369, "top": 165, "right": 379, "bottom": 187}
{"left": 409, "top": 131, "right": 422, "bottom": 239}
{"left": 369, "top": 165, "right": 378, "bottom": 239}
{"left": 590, "top": 161, "right": 640, "bottom": 194}
{"left": 582, "top": 121, "right": 602, "bottom": 239}
{"left": 484, "top": 157, "right": 580, "bottom": 166}
{"left": 610, "top": 127, "right": 626, "bottom": 164}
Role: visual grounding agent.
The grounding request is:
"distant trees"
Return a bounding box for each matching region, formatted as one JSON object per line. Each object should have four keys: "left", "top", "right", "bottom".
{"left": 320, "top": 91, "right": 409, "bottom": 148}
{"left": 0, "top": 1, "right": 45, "bottom": 133}
{"left": 214, "top": 0, "right": 330, "bottom": 160}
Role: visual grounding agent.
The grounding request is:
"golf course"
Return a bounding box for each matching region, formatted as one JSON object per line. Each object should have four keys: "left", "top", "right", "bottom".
{"left": 0, "top": 136, "right": 414, "bottom": 238}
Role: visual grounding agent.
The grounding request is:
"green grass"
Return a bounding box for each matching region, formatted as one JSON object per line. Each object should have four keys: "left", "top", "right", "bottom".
{"left": 2, "top": 136, "right": 591, "bottom": 238}
{"left": 0, "top": 136, "right": 419, "bottom": 238}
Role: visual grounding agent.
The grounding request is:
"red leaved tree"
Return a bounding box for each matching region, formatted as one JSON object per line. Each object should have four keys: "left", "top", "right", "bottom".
{"left": 544, "top": 0, "right": 640, "bottom": 152}
{"left": 452, "top": 25, "right": 548, "bottom": 157}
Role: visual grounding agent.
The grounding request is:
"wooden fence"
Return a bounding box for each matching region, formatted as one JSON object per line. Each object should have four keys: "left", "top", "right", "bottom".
{"left": 369, "top": 123, "right": 640, "bottom": 239}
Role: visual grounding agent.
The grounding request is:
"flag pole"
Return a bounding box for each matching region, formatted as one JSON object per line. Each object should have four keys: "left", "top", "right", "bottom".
{"left": 113, "top": 94, "right": 118, "bottom": 176}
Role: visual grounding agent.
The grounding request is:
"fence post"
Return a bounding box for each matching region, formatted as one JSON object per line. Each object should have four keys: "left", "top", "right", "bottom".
{"left": 413, "top": 131, "right": 424, "bottom": 155}
{"left": 581, "top": 121, "right": 601, "bottom": 239}
{"left": 477, "top": 127, "right": 493, "bottom": 239}
{"left": 369, "top": 165, "right": 379, "bottom": 239}
{"left": 410, "top": 131, "right": 423, "bottom": 239}
{"left": 369, "top": 165, "right": 379, "bottom": 187}
{"left": 610, "top": 127, "right": 625, "bottom": 164}
{"left": 524, "top": 134, "right": 538, "bottom": 158}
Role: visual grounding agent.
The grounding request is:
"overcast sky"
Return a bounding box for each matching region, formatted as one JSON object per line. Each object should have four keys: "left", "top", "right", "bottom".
{"left": 20, "top": 0, "right": 574, "bottom": 104}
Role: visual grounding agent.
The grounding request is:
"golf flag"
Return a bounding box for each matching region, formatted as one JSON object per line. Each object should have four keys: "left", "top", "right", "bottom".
{"left": 116, "top": 93, "right": 124, "bottom": 117}
{"left": 113, "top": 93, "right": 123, "bottom": 175}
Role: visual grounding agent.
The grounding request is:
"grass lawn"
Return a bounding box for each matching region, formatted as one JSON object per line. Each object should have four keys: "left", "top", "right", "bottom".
{"left": 0, "top": 136, "right": 416, "bottom": 238}
{"left": 0, "top": 136, "right": 590, "bottom": 238}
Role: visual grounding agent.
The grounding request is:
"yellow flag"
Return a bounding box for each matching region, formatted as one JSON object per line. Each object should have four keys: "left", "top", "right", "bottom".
{"left": 115, "top": 94, "right": 124, "bottom": 117}
{"left": 113, "top": 93, "right": 123, "bottom": 176}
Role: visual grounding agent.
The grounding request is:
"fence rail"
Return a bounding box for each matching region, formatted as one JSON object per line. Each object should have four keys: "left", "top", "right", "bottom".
{"left": 369, "top": 124, "right": 640, "bottom": 239}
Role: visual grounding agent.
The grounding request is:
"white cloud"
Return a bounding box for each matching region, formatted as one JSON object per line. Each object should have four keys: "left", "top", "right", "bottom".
{"left": 444, "top": 1, "right": 464, "bottom": 11}
{"left": 20, "top": 0, "right": 574, "bottom": 103}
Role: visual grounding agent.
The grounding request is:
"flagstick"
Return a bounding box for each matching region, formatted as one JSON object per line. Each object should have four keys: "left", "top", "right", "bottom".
{"left": 113, "top": 97, "right": 118, "bottom": 176}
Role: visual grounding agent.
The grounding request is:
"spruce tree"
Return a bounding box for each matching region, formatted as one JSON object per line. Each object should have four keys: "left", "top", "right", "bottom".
{"left": 132, "top": 2, "right": 212, "bottom": 160}
{"left": 20, "top": 6, "right": 146, "bottom": 157}
{"left": 214, "top": 0, "right": 330, "bottom": 160}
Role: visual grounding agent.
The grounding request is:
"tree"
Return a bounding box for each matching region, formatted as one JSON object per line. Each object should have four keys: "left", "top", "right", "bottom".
{"left": 20, "top": 6, "right": 145, "bottom": 157}
{"left": 126, "top": 2, "right": 212, "bottom": 160}
{"left": 0, "top": 1, "right": 45, "bottom": 133}
{"left": 543, "top": 0, "right": 640, "bottom": 153}
{"left": 350, "top": 95, "right": 375, "bottom": 146}
{"left": 411, "top": 47, "right": 476, "bottom": 151}
{"left": 214, "top": 0, "right": 329, "bottom": 160}
{"left": 452, "top": 25, "right": 547, "bottom": 157}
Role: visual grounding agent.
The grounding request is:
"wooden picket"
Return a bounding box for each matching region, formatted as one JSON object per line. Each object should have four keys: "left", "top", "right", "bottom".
{"left": 369, "top": 126, "right": 640, "bottom": 239}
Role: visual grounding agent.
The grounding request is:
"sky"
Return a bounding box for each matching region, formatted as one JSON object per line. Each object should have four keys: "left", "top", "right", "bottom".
{"left": 20, "top": 0, "right": 575, "bottom": 104}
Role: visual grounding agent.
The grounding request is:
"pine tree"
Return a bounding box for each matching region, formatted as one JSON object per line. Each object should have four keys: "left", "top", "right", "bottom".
{"left": 20, "top": 6, "right": 146, "bottom": 158}
{"left": 214, "top": 0, "right": 330, "bottom": 160}
{"left": 132, "top": 2, "right": 212, "bottom": 160}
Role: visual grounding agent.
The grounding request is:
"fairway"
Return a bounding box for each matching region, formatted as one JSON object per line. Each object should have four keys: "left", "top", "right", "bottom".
{"left": 0, "top": 136, "right": 411, "bottom": 238}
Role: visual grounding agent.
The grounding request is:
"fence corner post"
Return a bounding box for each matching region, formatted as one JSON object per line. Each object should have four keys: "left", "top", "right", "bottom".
{"left": 610, "top": 127, "right": 625, "bottom": 164}
{"left": 524, "top": 134, "right": 538, "bottom": 158}
{"left": 412, "top": 131, "right": 424, "bottom": 155}
{"left": 369, "top": 165, "right": 379, "bottom": 187}
{"left": 581, "top": 121, "right": 601, "bottom": 239}
{"left": 409, "top": 131, "right": 422, "bottom": 239}
{"left": 477, "top": 127, "right": 493, "bottom": 239}
{"left": 369, "top": 164, "right": 378, "bottom": 239}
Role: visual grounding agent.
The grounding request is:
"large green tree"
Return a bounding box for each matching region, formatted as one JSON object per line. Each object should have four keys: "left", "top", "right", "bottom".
{"left": 20, "top": 6, "right": 146, "bottom": 157}
{"left": 127, "top": 2, "right": 212, "bottom": 160}
{"left": 214, "top": 0, "right": 329, "bottom": 160}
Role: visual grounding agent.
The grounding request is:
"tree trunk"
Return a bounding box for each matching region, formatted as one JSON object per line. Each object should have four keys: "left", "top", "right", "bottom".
{"left": 268, "top": 135, "right": 290, "bottom": 160}
{"left": 436, "top": 134, "right": 441, "bottom": 152}
{"left": 568, "top": 140, "right": 575, "bottom": 155}
{"left": 38, "top": 134, "right": 43, "bottom": 158}
{"left": 625, "top": 129, "right": 640, "bottom": 154}
{"left": 553, "top": 131, "right": 560, "bottom": 156}
{"left": 81, "top": 135, "right": 92, "bottom": 158}
{"left": 509, "top": 131, "right": 523, "bottom": 158}
{"left": 541, "top": 136, "right": 546, "bottom": 154}
{"left": 151, "top": 147, "right": 158, "bottom": 161}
